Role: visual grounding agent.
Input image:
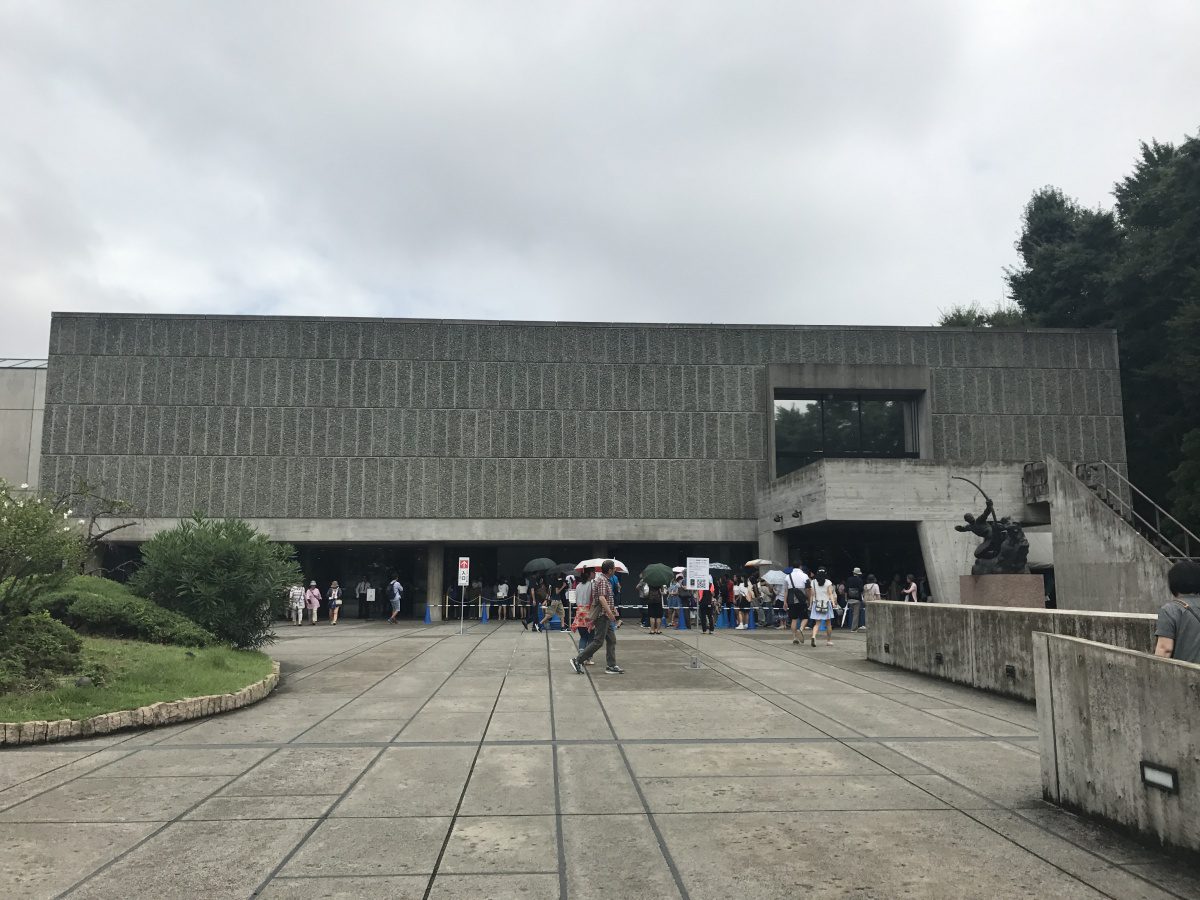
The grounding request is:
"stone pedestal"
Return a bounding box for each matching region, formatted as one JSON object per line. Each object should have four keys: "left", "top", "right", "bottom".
{"left": 959, "top": 574, "right": 1046, "bottom": 608}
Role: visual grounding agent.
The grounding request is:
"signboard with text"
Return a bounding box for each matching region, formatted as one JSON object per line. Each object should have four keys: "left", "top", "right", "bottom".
{"left": 457, "top": 557, "right": 470, "bottom": 587}
{"left": 685, "top": 557, "right": 710, "bottom": 592}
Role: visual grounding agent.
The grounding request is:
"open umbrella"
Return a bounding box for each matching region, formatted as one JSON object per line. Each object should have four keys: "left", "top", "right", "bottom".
{"left": 672, "top": 566, "right": 685, "bottom": 574}
{"left": 523, "top": 557, "right": 557, "bottom": 575}
{"left": 574, "top": 558, "right": 629, "bottom": 574}
{"left": 745, "top": 558, "right": 781, "bottom": 568}
{"left": 547, "top": 562, "right": 576, "bottom": 578}
{"left": 708, "top": 562, "right": 731, "bottom": 572}
{"left": 641, "top": 563, "right": 673, "bottom": 588}
{"left": 762, "top": 569, "right": 788, "bottom": 586}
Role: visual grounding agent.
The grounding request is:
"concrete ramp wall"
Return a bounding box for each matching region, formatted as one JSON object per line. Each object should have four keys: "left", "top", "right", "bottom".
{"left": 1046, "top": 456, "right": 1170, "bottom": 614}
{"left": 1034, "top": 633, "right": 1200, "bottom": 854}
{"left": 866, "top": 600, "right": 1155, "bottom": 701}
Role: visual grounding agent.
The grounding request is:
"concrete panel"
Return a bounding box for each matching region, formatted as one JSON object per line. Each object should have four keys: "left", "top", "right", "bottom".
{"left": 867, "top": 600, "right": 1156, "bottom": 701}
{"left": 1036, "top": 633, "right": 1200, "bottom": 853}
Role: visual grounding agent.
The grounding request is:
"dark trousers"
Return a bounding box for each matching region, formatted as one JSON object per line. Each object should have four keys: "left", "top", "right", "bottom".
{"left": 698, "top": 602, "right": 715, "bottom": 632}
{"left": 357, "top": 596, "right": 368, "bottom": 618}
{"left": 576, "top": 619, "right": 616, "bottom": 668}
{"left": 577, "top": 625, "right": 591, "bottom": 648}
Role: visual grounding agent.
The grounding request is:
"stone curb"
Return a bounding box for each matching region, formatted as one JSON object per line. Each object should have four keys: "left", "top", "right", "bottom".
{"left": 0, "top": 660, "right": 281, "bottom": 746}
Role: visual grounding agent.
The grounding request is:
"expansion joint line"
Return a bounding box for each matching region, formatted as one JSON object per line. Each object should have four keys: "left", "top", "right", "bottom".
{"left": 248, "top": 627, "right": 500, "bottom": 898}
{"left": 543, "top": 625, "right": 569, "bottom": 900}
{"left": 419, "top": 622, "right": 524, "bottom": 900}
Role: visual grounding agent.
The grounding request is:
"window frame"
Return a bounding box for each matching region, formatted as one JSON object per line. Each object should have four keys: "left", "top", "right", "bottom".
{"left": 772, "top": 390, "right": 920, "bottom": 478}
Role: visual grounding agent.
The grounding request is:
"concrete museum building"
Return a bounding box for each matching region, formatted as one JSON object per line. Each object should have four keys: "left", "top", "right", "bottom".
{"left": 13, "top": 311, "right": 1168, "bottom": 617}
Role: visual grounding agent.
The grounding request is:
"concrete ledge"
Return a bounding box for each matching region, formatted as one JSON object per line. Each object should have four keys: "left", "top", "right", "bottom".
{"left": 1034, "top": 633, "right": 1200, "bottom": 854}
{"left": 865, "top": 601, "right": 1155, "bottom": 701}
{"left": 0, "top": 660, "right": 280, "bottom": 746}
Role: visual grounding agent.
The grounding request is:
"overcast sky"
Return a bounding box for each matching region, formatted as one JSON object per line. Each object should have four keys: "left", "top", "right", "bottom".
{"left": 1, "top": 1, "right": 1197, "bottom": 356}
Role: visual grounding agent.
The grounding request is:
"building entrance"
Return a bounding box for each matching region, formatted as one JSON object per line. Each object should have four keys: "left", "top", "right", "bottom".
{"left": 785, "top": 522, "right": 927, "bottom": 600}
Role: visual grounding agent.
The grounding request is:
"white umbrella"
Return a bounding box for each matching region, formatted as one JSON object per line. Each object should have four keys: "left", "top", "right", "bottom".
{"left": 762, "top": 570, "right": 788, "bottom": 586}
{"left": 575, "top": 558, "right": 629, "bottom": 574}
{"left": 745, "top": 558, "right": 781, "bottom": 568}
{"left": 672, "top": 566, "right": 685, "bottom": 574}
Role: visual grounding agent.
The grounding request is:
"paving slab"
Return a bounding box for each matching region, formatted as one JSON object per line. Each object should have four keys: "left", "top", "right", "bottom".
{"left": 260, "top": 875, "right": 429, "bottom": 899}
{"left": 639, "top": 773, "right": 950, "bottom": 814}
{"left": 562, "top": 813, "right": 681, "bottom": 900}
{"left": 881, "top": 739, "right": 1044, "bottom": 808}
{"left": 428, "top": 873, "right": 559, "bottom": 899}
{"left": 461, "top": 745, "right": 555, "bottom": 816}
{"left": 334, "top": 745, "right": 474, "bottom": 818}
{"left": 0, "top": 774, "right": 231, "bottom": 823}
{"left": 556, "top": 745, "right": 643, "bottom": 814}
{"left": 279, "top": 817, "right": 451, "bottom": 877}
{"left": 439, "top": 814, "right": 557, "bottom": 874}
{"left": 0, "top": 822, "right": 157, "bottom": 897}
{"left": 219, "top": 747, "right": 378, "bottom": 796}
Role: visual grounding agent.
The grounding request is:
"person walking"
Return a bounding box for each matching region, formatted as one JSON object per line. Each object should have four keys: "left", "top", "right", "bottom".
{"left": 538, "top": 578, "right": 568, "bottom": 631}
{"left": 355, "top": 576, "right": 371, "bottom": 619}
{"left": 303, "top": 581, "right": 322, "bottom": 625}
{"left": 809, "top": 569, "right": 838, "bottom": 646}
{"left": 787, "top": 566, "right": 810, "bottom": 644}
{"left": 287, "top": 583, "right": 305, "bottom": 626}
{"left": 571, "top": 567, "right": 595, "bottom": 655}
{"left": 387, "top": 575, "right": 405, "bottom": 624}
{"left": 327, "top": 580, "right": 343, "bottom": 625}
{"left": 843, "top": 568, "right": 865, "bottom": 630}
{"left": 570, "top": 560, "right": 623, "bottom": 675}
{"left": 733, "top": 578, "right": 748, "bottom": 628}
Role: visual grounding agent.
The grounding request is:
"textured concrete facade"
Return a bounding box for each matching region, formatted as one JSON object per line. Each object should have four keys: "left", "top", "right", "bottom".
{"left": 41, "top": 313, "right": 1125, "bottom": 525}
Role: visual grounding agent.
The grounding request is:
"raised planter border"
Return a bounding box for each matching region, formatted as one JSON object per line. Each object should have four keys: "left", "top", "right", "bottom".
{"left": 0, "top": 660, "right": 280, "bottom": 746}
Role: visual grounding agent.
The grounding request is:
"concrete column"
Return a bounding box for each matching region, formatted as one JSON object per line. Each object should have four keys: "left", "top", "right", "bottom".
{"left": 426, "top": 542, "right": 444, "bottom": 621}
{"left": 758, "top": 531, "right": 787, "bottom": 566}
{"left": 917, "top": 520, "right": 973, "bottom": 604}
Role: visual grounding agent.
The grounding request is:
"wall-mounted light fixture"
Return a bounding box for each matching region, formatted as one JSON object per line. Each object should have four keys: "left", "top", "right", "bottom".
{"left": 791, "top": 509, "right": 801, "bottom": 519}
{"left": 772, "top": 514, "right": 783, "bottom": 523}
{"left": 1141, "top": 761, "right": 1178, "bottom": 794}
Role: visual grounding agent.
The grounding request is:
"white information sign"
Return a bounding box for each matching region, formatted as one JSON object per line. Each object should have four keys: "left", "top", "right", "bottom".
{"left": 365, "top": 588, "right": 376, "bottom": 603}
{"left": 685, "top": 557, "right": 710, "bottom": 592}
{"left": 457, "top": 557, "right": 471, "bottom": 587}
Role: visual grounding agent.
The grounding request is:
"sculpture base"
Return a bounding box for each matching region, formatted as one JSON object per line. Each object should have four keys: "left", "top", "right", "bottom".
{"left": 959, "top": 574, "right": 1045, "bottom": 608}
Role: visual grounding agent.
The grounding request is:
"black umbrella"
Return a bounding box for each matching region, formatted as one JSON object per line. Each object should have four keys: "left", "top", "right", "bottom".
{"left": 547, "top": 562, "right": 576, "bottom": 577}
{"left": 523, "top": 557, "right": 557, "bottom": 575}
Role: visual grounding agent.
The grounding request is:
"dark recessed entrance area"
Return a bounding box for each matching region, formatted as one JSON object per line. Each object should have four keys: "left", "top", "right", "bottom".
{"left": 784, "top": 521, "right": 927, "bottom": 599}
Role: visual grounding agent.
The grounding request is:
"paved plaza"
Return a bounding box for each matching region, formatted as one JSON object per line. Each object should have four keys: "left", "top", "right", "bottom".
{"left": 1, "top": 622, "right": 1197, "bottom": 899}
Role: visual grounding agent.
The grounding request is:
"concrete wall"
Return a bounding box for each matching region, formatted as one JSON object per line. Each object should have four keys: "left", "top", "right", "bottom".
{"left": 0, "top": 367, "right": 45, "bottom": 489}
{"left": 43, "top": 313, "right": 1125, "bottom": 523}
{"left": 1046, "top": 456, "right": 1170, "bottom": 614}
{"left": 1034, "top": 633, "right": 1200, "bottom": 853}
{"left": 866, "top": 600, "right": 1156, "bottom": 701}
{"left": 758, "top": 459, "right": 1043, "bottom": 603}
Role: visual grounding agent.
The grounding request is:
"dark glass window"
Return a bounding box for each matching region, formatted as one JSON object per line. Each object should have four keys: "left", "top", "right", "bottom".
{"left": 773, "top": 393, "right": 918, "bottom": 477}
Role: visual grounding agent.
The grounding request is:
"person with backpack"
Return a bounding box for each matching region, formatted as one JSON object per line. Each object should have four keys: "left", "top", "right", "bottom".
{"left": 1155, "top": 559, "right": 1200, "bottom": 663}
{"left": 786, "top": 566, "right": 810, "bottom": 644}
{"left": 844, "top": 567, "right": 865, "bottom": 631}
{"left": 808, "top": 568, "right": 839, "bottom": 647}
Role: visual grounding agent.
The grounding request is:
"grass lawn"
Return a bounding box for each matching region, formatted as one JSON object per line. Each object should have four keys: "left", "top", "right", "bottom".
{"left": 0, "top": 637, "right": 273, "bottom": 723}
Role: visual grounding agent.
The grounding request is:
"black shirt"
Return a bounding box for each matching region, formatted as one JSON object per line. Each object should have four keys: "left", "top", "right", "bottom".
{"left": 845, "top": 575, "right": 864, "bottom": 601}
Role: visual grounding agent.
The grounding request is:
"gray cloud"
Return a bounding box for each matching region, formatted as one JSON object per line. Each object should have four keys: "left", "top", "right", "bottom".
{"left": 1, "top": 1, "right": 1198, "bottom": 355}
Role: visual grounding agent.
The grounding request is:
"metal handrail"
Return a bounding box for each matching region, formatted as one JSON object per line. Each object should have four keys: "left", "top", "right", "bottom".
{"left": 1078, "top": 461, "right": 1198, "bottom": 561}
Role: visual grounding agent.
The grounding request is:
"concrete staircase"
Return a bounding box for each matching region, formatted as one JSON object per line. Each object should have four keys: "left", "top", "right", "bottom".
{"left": 1073, "top": 461, "right": 1199, "bottom": 563}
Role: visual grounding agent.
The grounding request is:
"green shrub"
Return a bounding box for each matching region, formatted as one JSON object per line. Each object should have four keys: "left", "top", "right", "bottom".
{"left": 31, "top": 577, "right": 219, "bottom": 648}
{"left": 0, "top": 613, "right": 83, "bottom": 692}
{"left": 0, "top": 480, "right": 86, "bottom": 617}
{"left": 130, "top": 517, "right": 301, "bottom": 650}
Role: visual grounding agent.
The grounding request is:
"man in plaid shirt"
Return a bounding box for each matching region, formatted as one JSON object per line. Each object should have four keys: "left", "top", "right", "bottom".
{"left": 570, "top": 560, "right": 624, "bottom": 675}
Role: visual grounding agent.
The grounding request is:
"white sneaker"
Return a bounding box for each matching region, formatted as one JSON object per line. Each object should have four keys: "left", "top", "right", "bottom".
{"left": 858, "top": 626, "right": 867, "bottom": 631}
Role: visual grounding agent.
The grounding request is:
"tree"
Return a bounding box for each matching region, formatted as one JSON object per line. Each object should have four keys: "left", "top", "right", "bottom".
{"left": 937, "top": 301, "right": 1026, "bottom": 328}
{"left": 0, "top": 479, "right": 86, "bottom": 617}
{"left": 129, "top": 517, "right": 302, "bottom": 649}
{"left": 1003, "top": 132, "right": 1200, "bottom": 529}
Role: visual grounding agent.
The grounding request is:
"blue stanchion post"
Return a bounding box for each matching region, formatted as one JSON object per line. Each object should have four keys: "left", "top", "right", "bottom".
{"left": 748, "top": 608, "right": 757, "bottom": 629}
{"left": 676, "top": 605, "right": 689, "bottom": 629}
{"left": 481, "top": 601, "right": 489, "bottom": 623}
{"left": 424, "top": 604, "right": 431, "bottom": 624}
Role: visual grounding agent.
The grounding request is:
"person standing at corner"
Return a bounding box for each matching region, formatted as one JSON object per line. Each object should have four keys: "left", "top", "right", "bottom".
{"left": 570, "top": 559, "right": 623, "bottom": 675}
{"left": 1154, "top": 559, "right": 1200, "bottom": 663}
{"left": 355, "top": 576, "right": 371, "bottom": 619}
{"left": 387, "top": 575, "right": 405, "bottom": 624}
{"left": 844, "top": 567, "right": 865, "bottom": 630}
{"left": 303, "top": 581, "right": 322, "bottom": 625}
{"left": 327, "top": 580, "right": 343, "bottom": 625}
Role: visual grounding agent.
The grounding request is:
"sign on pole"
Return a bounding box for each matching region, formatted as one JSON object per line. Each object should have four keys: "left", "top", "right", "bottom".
{"left": 457, "top": 557, "right": 470, "bottom": 587}
{"left": 685, "top": 557, "right": 710, "bottom": 592}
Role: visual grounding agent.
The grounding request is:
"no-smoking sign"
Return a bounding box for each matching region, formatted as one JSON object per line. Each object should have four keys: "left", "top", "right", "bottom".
{"left": 457, "top": 557, "right": 470, "bottom": 586}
